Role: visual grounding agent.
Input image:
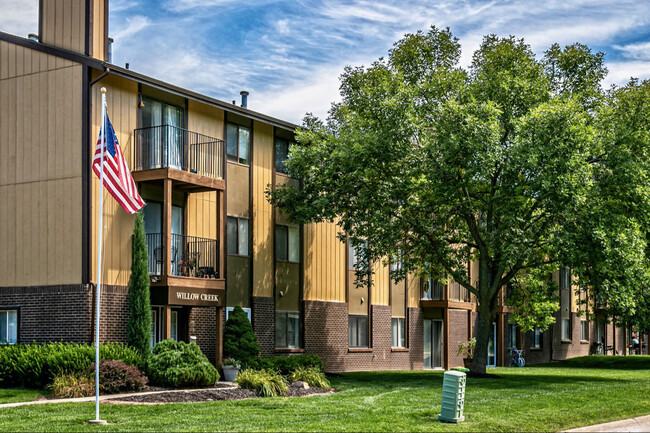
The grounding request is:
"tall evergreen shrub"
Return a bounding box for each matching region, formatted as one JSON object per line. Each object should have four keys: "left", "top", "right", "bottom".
{"left": 127, "top": 211, "right": 152, "bottom": 357}
{"left": 223, "top": 306, "right": 259, "bottom": 363}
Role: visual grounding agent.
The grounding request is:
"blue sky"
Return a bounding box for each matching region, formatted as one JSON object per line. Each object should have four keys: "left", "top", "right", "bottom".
{"left": 1, "top": 0, "right": 650, "bottom": 124}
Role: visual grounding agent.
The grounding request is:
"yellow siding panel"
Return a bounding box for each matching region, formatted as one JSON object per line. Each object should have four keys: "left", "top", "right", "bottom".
{"left": 90, "top": 74, "right": 138, "bottom": 287}
{"left": 0, "top": 43, "right": 84, "bottom": 287}
{"left": 252, "top": 121, "right": 273, "bottom": 298}
{"left": 303, "top": 221, "right": 346, "bottom": 303}
{"left": 41, "top": 0, "right": 86, "bottom": 54}
{"left": 371, "top": 261, "right": 390, "bottom": 306}
{"left": 408, "top": 273, "right": 420, "bottom": 308}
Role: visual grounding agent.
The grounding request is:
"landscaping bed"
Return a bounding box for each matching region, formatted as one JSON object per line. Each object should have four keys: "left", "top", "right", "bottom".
{"left": 104, "top": 385, "right": 335, "bottom": 404}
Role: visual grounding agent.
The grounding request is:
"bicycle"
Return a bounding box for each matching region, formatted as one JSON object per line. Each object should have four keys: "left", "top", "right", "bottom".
{"left": 510, "top": 348, "right": 525, "bottom": 367}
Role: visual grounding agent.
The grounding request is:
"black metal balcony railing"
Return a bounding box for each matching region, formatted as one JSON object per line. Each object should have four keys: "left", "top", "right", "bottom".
{"left": 146, "top": 233, "right": 219, "bottom": 278}
{"left": 134, "top": 125, "right": 224, "bottom": 179}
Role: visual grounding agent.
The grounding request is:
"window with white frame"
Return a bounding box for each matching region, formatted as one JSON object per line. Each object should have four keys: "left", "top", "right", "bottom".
{"left": 349, "top": 315, "right": 369, "bottom": 348}
{"left": 275, "top": 311, "right": 300, "bottom": 348}
{"left": 226, "top": 307, "right": 252, "bottom": 322}
{"left": 0, "top": 310, "right": 17, "bottom": 344}
{"left": 580, "top": 320, "right": 589, "bottom": 341}
{"left": 530, "top": 327, "right": 542, "bottom": 349}
{"left": 391, "top": 318, "right": 406, "bottom": 348}
{"left": 508, "top": 323, "right": 517, "bottom": 348}
{"left": 227, "top": 216, "right": 249, "bottom": 256}
{"left": 561, "top": 318, "right": 572, "bottom": 341}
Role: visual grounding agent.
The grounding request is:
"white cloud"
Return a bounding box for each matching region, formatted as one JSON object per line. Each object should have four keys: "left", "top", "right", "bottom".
{"left": 0, "top": 0, "right": 37, "bottom": 38}
{"left": 613, "top": 41, "right": 650, "bottom": 60}
{"left": 112, "top": 15, "right": 151, "bottom": 41}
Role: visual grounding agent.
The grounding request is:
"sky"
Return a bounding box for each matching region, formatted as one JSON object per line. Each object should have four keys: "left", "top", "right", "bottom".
{"left": 1, "top": 0, "right": 650, "bottom": 125}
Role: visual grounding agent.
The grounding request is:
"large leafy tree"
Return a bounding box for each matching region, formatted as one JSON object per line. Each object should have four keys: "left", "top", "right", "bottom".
{"left": 269, "top": 27, "right": 650, "bottom": 373}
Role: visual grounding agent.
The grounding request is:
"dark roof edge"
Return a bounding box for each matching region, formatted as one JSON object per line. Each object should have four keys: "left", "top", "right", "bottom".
{"left": 0, "top": 31, "right": 298, "bottom": 132}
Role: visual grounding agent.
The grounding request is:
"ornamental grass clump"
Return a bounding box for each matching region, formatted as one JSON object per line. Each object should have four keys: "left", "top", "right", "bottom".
{"left": 147, "top": 339, "right": 219, "bottom": 388}
{"left": 289, "top": 366, "right": 331, "bottom": 390}
{"left": 49, "top": 372, "right": 95, "bottom": 398}
{"left": 235, "top": 369, "right": 288, "bottom": 397}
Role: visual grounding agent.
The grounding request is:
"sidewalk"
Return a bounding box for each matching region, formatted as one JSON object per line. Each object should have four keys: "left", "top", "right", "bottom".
{"left": 0, "top": 383, "right": 236, "bottom": 409}
{"left": 565, "top": 414, "right": 650, "bottom": 432}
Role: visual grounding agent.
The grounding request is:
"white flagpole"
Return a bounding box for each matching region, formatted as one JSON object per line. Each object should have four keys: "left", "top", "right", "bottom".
{"left": 90, "top": 88, "right": 107, "bottom": 425}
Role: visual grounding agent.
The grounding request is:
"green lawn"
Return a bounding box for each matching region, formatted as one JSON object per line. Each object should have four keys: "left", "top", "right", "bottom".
{"left": 1, "top": 356, "right": 649, "bottom": 432}
{"left": 0, "top": 388, "right": 48, "bottom": 405}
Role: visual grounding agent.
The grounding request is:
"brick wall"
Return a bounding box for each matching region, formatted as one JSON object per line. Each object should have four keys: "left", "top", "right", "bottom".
{"left": 189, "top": 307, "right": 216, "bottom": 362}
{"left": 303, "top": 300, "right": 424, "bottom": 372}
{"left": 252, "top": 296, "right": 274, "bottom": 355}
{"left": 448, "top": 309, "right": 469, "bottom": 367}
{"left": 0, "top": 285, "right": 94, "bottom": 343}
{"left": 98, "top": 285, "right": 129, "bottom": 343}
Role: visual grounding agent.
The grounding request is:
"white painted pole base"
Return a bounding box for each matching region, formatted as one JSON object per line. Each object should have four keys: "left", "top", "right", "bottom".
{"left": 88, "top": 420, "right": 107, "bottom": 425}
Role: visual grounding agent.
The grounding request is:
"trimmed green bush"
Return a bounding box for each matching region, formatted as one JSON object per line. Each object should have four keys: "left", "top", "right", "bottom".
{"left": 147, "top": 339, "right": 219, "bottom": 388}
{"left": 235, "top": 369, "right": 288, "bottom": 397}
{"left": 289, "top": 366, "right": 331, "bottom": 389}
{"left": 0, "top": 342, "right": 143, "bottom": 389}
{"left": 223, "top": 306, "right": 259, "bottom": 364}
{"left": 127, "top": 211, "right": 152, "bottom": 357}
{"left": 86, "top": 360, "right": 147, "bottom": 394}
{"left": 246, "top": 354, "right": 325, "bottom": 375}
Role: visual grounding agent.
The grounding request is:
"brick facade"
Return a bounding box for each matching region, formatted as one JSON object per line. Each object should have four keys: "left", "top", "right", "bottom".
{"left": 252, "top": 296, "right": 275, "bottom": 355}
{"left": 98, "top": 285, "right": 129, "bottom": 343}
{"left": 448, "top": 309, "right": 470, "bottom": 367}
{"left": 188, "top": 307, "right": 217, "bottom": 362}
{"left": 0, "top": 284, "right": 94, "bottom": 344}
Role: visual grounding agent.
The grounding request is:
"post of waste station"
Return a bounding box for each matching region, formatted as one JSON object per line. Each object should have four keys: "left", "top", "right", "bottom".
{"left": 438, "top": 370, "right": 466, "bottom": 423}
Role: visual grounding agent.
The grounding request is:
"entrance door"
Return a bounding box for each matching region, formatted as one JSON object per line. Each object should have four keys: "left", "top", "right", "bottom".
{"left": 423, "top": 319, "right": 444, "bottom": 369}
{"left": 151, "top": 306, "right": 179, "bottom": 348}
{"left": 487, "top": 322, "right": 497, "bottom": 367}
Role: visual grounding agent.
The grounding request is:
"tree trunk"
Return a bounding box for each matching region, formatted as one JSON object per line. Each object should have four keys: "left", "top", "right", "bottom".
{"left": 470, "top": 295, "right": 496, "bottom": 374}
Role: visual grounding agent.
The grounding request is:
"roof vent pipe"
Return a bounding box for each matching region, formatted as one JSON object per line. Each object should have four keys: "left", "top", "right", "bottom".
{"left": 107, "top": 37, "right": 114, "bottom": 63}
{"left": 240, "top": 90, "right": 249, "bottom": 109}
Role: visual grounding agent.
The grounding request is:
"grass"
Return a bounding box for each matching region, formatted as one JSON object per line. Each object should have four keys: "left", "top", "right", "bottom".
{"left": 0, "top": 356, "right": 649, "bottom": 432}
{"left": 0, "top": 388, "right": 48, "bottom": 404}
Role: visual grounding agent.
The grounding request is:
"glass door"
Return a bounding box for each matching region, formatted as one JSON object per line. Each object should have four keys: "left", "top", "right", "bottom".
{"left": 171, "top": 205, "right": 183, "bottom": 275}
{"left": 423, "top": 319, "right": 444, "bottom": 369}
{"left": 487, "top": 322, "right": 497, "bottom": 367}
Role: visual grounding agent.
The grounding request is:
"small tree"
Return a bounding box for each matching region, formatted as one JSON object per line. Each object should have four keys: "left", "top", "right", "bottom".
{"left": 223, "top": 306, "right": 259, "bottom": 363}
{"left": 127, "top": 211, "right": 152, "bottom": 357}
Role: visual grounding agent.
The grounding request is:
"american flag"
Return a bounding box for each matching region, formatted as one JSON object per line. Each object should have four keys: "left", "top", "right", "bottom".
{"left": 92, "top": 109, "right": 145, "bottom": 214}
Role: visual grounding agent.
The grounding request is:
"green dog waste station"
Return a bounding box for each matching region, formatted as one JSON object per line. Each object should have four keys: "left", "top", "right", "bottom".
{"left": 438, "top": 370, "right": 466, "bottom": 423}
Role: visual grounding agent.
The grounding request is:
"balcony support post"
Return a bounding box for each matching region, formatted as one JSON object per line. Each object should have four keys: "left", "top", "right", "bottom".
{"left": 218, "top": 190, "right": 225, "bottom": 279}
{"left": 164, "top": 178, "right": 172, "bottom": 278}
{"left": 164, "top": 305, "right": 172, "bottom": 340}
{"left": 215, "top": 307, "right": 223, "bottom": 365}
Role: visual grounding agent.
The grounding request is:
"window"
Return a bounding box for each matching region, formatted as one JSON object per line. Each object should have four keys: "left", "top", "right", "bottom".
{"left": 391, "top": 318, "right": 406, "bottom": 348}
{"left": 349, "top": 315, "right": 369, "bottom": 348}
{"left": 423, "top": 272, "right": 445, "bottom": 300}
{"left": 348, "top": 239, "right": 368, "bottom": 271}
{"left": 508, "top": 323, "right": 517, "bottom": 348}
{"left": 0, "top": 310, "right": 18, "bottom": 344}
{"left": 275, "top": 312, "right": 300, "bottom": 348}
{"left": 560, "top": 267, "right": 571, "bottom": 290}
{"left": 226, "top": 307, "right": 251, "bottom": 322}
{"left": 561, "top": 318, "right": 572, "bottom": 341}
{"left": 530, "top": 327, "right": 542, "bottom": 349}
{"left": 170, "top": 310, "right": 178, "bottom": 341}
{"left": 580, "top": 320, "right": 589, "bottom": 341}
{"left": 275, "top": 225, "right": 299, "bottom": 262}
{"left": 227, "top": 217, "right": 249, "bottom": 256}
{"left": 275, "top": 138, "right": 290, "bottom": 175}
{"left": 226, "top": 123, "right": 250, "bottom": 165}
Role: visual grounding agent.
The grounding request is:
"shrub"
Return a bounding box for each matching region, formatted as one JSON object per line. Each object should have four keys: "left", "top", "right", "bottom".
{"left": 0, "top": 342, "right": 143, "bottom": 389}
{"left": 127, "top": 211, "right": 152, "bottom": 357}
{"left": 235, "top": 369, "right": 288, "bottom": 397}
{"left": 245, "top": 354, "right": 325, "bottom": 375}
{"left": 223, "top": 306, "right": 259, "bottom": 364}
{"left": 289, "top": 366, "right": 331, "bottom": 389}
{"left": 86, "top": 360, "right": 147, "bottom": 394}
{"left": 50, "top": 372, "right": 95, "bottom": 398}
{"left": 147, "top": 339, "right": 219, "bottom": 388}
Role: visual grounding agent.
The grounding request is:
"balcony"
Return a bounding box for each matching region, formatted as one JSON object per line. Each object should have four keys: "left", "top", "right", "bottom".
{"left": 421, "top": 278, "right": 473, "bottom": 310}
{"left": 133, "top": 125, "right": 225, "bottom": 191}
{"left": 146, "top": 233, "right": 220, "bottom": 279}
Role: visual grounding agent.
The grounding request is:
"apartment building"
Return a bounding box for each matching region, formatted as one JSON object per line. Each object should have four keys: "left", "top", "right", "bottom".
{"left": 0, "top": 0, "right": 639, "bottom": 372}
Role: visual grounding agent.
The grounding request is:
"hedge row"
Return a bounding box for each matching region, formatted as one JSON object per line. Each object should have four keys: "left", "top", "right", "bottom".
{"left": 0, "top": 342, "right": 143, "bottom": 388}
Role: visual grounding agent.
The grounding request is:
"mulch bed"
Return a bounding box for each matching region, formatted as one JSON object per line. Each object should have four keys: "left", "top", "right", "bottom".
{"left": 104, "top": 386, "right": 335, "bottom": 404}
